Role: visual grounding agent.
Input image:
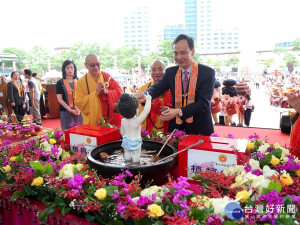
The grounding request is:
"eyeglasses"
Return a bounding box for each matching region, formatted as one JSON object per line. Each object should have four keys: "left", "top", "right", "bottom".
{"left": 87, "top": 63, "right": 101, "bottom": 68}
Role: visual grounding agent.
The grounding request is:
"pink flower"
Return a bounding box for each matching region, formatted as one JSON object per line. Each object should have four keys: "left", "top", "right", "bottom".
{"left": 205, "top": 214, "right": 224, "bottom": 225}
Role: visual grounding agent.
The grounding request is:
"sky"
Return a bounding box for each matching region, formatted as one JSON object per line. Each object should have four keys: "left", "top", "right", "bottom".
{"left": 1, "top": 0, "right": 299, "bottom": 52}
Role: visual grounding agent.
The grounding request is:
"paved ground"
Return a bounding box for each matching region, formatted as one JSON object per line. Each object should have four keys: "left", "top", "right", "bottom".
{"left": 232, "top": 83, "right": 287, "bottom": 129}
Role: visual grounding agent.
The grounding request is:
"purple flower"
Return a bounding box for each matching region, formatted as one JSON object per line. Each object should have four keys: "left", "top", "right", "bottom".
{"left": 206, "top": 214, "right": 224, "bottom": 225}
{"left": 42, "top": 135, "right": 49, "bottom": 140}
{"left": 244, "top": 163, "right": 251, "bottom": 173}
{"left": 141, "top": 129, "right": 150, "bottom": 137}
{"left": 51, "top": 146, "right": 60, "bottom": 158}
{"left": 172, "top": 176, "right": 190, "bottom": 189}
{"left": 137, "top": 196, "right": 152, "bottom": 207}
{"left": 252, "top": 152, "right": 266, "bottom": 161}
{"left": 278, "top": 154, "right": 300, "bottom": 171}
{"left": 288, "top": 195, "right": 300, "bottom": 203}
{"left": 54, "top": 130, "right": 63, "bottom": 139}
{"left": 248, "top": 133, "right": 260, "bottom": 140}
{"left": 112, "top": 190, "right": 119, "bottom": 200}
{"left": 244, "top": 207, "right": 260, "bottom": 224}
{"left": 42, "top": 152, "right": 51, "bottom": 157}
{"left": 117, "top": 203, "right": 126, "bottom": 217}
{"left": 68, "top": 173, "right": 84, "bottom": 191}
{"left": 266, "top": 147, "right": 275, "bottom": 152}
{"left": 126, "top": 195, "right": 135, "bottom": 204}
{"left": 176, "top": 210, "right": 188, "bottom": 217}
{"left": 173, "top": 129, "right": 186, "bottom": 137}
{"left": 210, "top": 133, "right": 219, "bottom": 137}
{"left": 34, "top": 148, "right": 42, "bottom": 154}
{"left": 251, "top": 169, "right": 263, "bottom": 176}
{"left": 125, "top": 170, "right": 133, "bottom": 177}
{"left": 179, "top": 199, "right": 190, "bottom": 211}
{"left": 0, "top": 140, "right": 12, "bottom": 151}
{"left": 227, "top": 133, "right": 234, "bottom": 139}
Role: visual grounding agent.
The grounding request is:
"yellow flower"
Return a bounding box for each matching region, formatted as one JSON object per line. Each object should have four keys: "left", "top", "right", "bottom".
{"left": 84, "top": 175, "right": 89, "bottom": 179}
{"left": 9, "top": 156, "right": 17, "bottom": 161}
{"left": 235, "top": 190, "right": 250, "bottom": 203}
{"left": 270, "top": 157, "right": 280, "bottom": 166}
{"left": 147, "top": 204, "right": 164, "bottom": 218}
{"left": 49, "top": 139, "right": 56, "bottom": 145}
{"left": 191, "top": 195, "right": 211, "bottom": 209}
{"left": 94, "top": 188, "right": 107, "bottom": 200}
{"left": 61, "top": 150, "right": 71, "bottom": 160}
{"left": 31, "top": 177, "right": 44, "bottom": 186}
{"left": 3, "top": 165, "right": 12, "bottom": 173}
{"left": 247, "top": 142, "right": 254, "bottom": 150}
{"left": 280, "top": 174, "right": 293, "bottom": 185}
{"left": 295, "top": 170, "right": 300, "bottom": 177}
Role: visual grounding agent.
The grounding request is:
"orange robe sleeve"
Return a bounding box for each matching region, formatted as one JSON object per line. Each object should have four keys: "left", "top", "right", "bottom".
{"left": 100, "top": 72, "right": 122, "bottom": 128}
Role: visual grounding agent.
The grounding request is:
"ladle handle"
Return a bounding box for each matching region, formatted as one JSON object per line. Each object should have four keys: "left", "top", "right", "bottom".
{"left": 156, "top": 129, "right": 176, "bottom": 157}
{"left": 157, "top": 139, "right": 203, "bottom": 163}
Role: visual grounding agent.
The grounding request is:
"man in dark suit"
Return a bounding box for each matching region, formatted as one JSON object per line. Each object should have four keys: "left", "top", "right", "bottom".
{"left": 135, "top": 34, "right": 215, "bottom": 135}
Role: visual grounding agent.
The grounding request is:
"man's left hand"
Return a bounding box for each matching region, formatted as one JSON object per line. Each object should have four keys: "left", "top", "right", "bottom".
{"left": 160, "top": 108, "right": 180, "bottom": 121}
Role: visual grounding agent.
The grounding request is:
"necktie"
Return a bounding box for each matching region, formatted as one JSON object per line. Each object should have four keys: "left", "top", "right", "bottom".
{"left": 183, "top": 70, "right": 189, "bottom": 94}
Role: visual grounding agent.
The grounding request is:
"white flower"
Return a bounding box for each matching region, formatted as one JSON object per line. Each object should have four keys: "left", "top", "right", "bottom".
{"left": 251, "top": 175, "right": 270, "bottom": 196}
{"left": 263, "top": 165, "right": 279, "bottom": 178}
{"left": 223, "top": 165, "right": 245, "bottom": 176}
{"left": 59, "top": 163, "right": 83, "bottom": 178}
{"left": 211, "top": 197, "right": 236, "bottom": 217}
{"left": 249, "top": 159, "right": 260, "bottom": 170}
{"left": 258, "top": 143, "right": 270, "bottom": 153}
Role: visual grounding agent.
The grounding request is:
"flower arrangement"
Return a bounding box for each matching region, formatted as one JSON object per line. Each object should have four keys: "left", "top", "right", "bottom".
{"left": 0, "top": 130, "right": 299, "bottom": 225}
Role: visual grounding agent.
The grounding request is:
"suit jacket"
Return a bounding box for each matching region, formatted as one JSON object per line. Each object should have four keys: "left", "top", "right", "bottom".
{"left": 7, "top": 81, "right": 25, "bottom": 106}
{"left": 147, "top": 64, "right": 215, "bottom": 135}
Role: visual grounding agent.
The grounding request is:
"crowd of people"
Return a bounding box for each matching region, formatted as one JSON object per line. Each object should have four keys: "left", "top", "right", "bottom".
{"left": 0, "top": 70, "right": 43, "bottom": 125}
{"left": 0, "top": 33, "right": 299, "bottom": 149}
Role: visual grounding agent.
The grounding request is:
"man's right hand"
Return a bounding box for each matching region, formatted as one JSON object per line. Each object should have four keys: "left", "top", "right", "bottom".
{"left": 11, "top": 102, "right": 15, "bottom": 107}
{"left": 134, "top": 91, "right": 146, "bottom": 103}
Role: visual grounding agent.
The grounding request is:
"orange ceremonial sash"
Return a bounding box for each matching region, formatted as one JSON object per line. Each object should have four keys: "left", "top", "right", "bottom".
{"left": 12, "top": 80, "right": 23, "bottom": 98}
{"left": 175, "top": 61, "right": 198, "bottom": 124}
{"left": 63, "top": 79, "right": 77, "bottom": 109}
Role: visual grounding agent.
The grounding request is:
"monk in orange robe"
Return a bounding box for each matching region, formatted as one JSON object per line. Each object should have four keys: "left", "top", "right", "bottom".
{"left": 138, "top": 60, "right": 172, "bottom": 133}
{"left": 0, "top": 75, "right": 12, "bottom": 114}
{"left": 75, "top": 54, "right": 122, "bottom": 127}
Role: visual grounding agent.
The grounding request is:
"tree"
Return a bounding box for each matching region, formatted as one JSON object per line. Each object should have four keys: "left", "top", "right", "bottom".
{"left": 264, "top": 58, "right": 274, "bottom": 68}
{"left": 156, "top": 40, "right": 174, "bottom": 64}
{"left": 292, "top": 37, "right": 300, "bottom": 52}
{"left": 284, "top": 54, "right": 298, "bottom": 67}
{"left": 225, "top": 55, "right": 239, "bottom": 67}
{"left": 273, "top": 47, "right": 287, "bottom": 54}
{"left": 2, "top": 47, "right": 28, "bottom": 69}
{"left": 28, "top": 46, "right": 50, "bottom": 74}
{"left": 114, "top": 46, "right": 139, "bottom": 73}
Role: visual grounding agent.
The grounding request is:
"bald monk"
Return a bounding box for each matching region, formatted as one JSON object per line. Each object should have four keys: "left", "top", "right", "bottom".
{"left": 0, "top": 75, "right": 12, "bottom": 114}
{"left": 137, "top": 60, "right": 172, "bottom": 133}
{"left": 75, "top": 54, "right": 122, "bottom": 127}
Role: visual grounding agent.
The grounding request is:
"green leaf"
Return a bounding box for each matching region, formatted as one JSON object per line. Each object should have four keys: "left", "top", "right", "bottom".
{"left": 30, "top": 161, "right": 44, "bottom": 171}
{"left": 151, "top": 130, "right": 158, "bottom": 137}
{"left": 85, "top": 214, "right": 95, "bottom": 222}
{"left": 61, "top": 206, "right": 71, "bottom": 215}
{"left": 268, "top": 182, "right": 282, "bottom": 193}
{"left": 35, "top": 170, "right": 43, "bottom": 178}
{"left": 113, "top": 220, "right": 126, "bottom": 225}
{"left": 106, "top": 186, "right": 118, "bottom": 196}
{"left": 10, "top": 190, "right": 26, "bottom": 201}
{"left": 24, "top": 186, "right": 38, "bottom": 196}
{"left": 43, "top": 163, "right": 53, "bottom": 175}
{"left": 263, "top": 153, "right": 272, "bottom": 165}
{"left": 277, "top": 212, "right": 294, "bottom": 225}
{"left": 15, "top": 155, "right": 22, "bottom": 163}
{"left": 271, "top": 148, "right": 282, "bottom": 159}
{"left": 154, "top": 221, "right": 164, "bottom": 225}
